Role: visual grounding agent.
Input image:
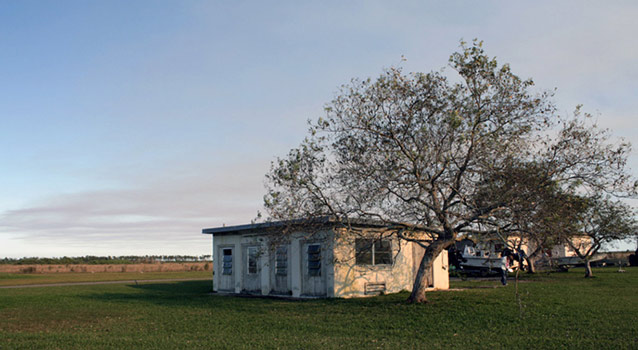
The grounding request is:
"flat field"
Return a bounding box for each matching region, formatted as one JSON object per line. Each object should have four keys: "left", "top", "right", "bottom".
{"left": 0, "top": 262, "right": 211, "bottom": 274}
{"left": 1, "top": 268, "right": 636, "bottom": 349}
{"left": 0, "top": 271, "right": 211, "bottom": 287}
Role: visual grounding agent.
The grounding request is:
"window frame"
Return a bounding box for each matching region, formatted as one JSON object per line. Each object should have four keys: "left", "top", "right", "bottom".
{"left": 275, "top": 245, "right": 288, "bottom": 276}
{"left": 307, "top": 243, "right": 322, "bottom": 277}
{"left": 246, "top": 246, "right": 259, "bottom": 275}
{"left": 355, "top": 238, "right": 393, "bottom": 266}
{"left": 222, "top": 248, "right": 233, "bottom": 275}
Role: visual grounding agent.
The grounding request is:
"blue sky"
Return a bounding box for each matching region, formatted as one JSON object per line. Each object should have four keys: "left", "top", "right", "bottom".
{"left": 1, "top": 1, "right": 637, "bottom": 258}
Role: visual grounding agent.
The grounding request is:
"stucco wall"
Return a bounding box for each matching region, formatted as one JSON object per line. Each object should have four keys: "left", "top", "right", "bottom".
{"left": 212, "top": 227, "right": 449, "bottom": 298}
{"left": 508, "top": 235, "right": 592, "bottom": 259}
{"left": 212, "top": 229, "right": 334, "bottom": 297}
{"left": 332, "top": 232, "right": 449, "bottom": 298}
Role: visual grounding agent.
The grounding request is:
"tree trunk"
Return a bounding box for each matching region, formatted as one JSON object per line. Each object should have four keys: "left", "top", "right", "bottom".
{"left": 407, "top": 241, "right": 449, "bottom": 304}
{"left": 584, "top": 260, "right": 593, "bottom": 278}
{"left": 525, "top": 245, "right": 544, "bottom": 274}
{"left": 525, "top": 256, "right": 536, "bottom": 274}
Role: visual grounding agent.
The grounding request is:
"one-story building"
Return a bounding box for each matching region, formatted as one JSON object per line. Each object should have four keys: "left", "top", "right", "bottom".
{"left": 202, "top": 218, "right": 449, "bottom": 298}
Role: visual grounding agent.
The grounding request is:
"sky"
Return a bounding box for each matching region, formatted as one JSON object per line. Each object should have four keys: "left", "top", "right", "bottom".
{"left": 1, "top": 1, "right": 637, "bottom": 258}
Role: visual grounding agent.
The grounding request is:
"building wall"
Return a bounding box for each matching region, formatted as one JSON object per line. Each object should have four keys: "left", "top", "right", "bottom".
{"left": 271, "top": 230, "right": 334, "bottom": 297}
{"left": 553, "top": 235, "right": 592, "bottom": 258}
{"left": 507, "top": 235, "right": 593, "bottom": 259}
{"left": 332, "top": 232, "right": 448, "bottom": 298}
{"left": 212, "top": 227, "right": 449, "bottom": 298}
{"left": 212, "top": 229, "right": 334, "bottom": 297}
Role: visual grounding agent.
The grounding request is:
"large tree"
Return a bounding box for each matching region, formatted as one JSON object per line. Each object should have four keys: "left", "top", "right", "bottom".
{"left": 264, "top": 41, "right": 635, "bottom": 303}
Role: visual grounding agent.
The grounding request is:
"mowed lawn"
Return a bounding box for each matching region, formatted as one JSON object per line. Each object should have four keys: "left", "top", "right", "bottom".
{"left": 1, "top": 268, "right": 636, "bottom": 349}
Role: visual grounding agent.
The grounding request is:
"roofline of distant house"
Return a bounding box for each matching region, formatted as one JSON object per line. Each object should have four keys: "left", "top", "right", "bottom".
{"left": 202, "top": 216, "right": 409, "bottom": 235}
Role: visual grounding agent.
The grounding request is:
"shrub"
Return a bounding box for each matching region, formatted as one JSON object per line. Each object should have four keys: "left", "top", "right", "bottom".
{"left": 21, "top": 266, "right": 36, "bottom": 274}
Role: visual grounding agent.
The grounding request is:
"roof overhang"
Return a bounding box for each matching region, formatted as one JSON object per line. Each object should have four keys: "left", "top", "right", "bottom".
{"left": 202, "top": 216, "right": 406, "bottom": 236}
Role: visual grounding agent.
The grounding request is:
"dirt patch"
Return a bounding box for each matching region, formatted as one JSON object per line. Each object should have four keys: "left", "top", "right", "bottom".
{"left": 0, "top": 262, "right": 212, "bottom": 274}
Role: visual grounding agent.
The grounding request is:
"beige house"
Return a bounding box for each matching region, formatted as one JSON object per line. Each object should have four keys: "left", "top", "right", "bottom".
{"left": 503, "top": 234, "right": 592, "bottom": 259}
{"left": 202, "top": 218, "right": 449, "bottom": 298}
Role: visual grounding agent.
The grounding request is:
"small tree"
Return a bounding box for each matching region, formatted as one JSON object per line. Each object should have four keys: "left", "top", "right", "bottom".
{"left": 477, "top": 109, "right": 638, "bottom": 274}
{"left": 561, "top": 196, "right": 638, "bottom": 277}
{"left": 503, "top": 178, "right": 586, "bottom": 274}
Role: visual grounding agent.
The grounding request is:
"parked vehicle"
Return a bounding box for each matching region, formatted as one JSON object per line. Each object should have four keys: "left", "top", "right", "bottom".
{"left": 551, "top": 254, "right": 605, "bottom": 271}
{"left": 450, "top": 245, "right": 527, "bottom": 277}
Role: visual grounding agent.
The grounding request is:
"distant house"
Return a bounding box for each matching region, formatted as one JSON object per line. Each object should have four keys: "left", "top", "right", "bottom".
{"left": 455, "top": 234, "right": 594, "bottom": 268}
{"left": 202, "top": 218, "right": 449, "bottom": 298}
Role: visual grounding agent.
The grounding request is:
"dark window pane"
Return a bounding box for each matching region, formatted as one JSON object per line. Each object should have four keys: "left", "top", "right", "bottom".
{"left": 374, "top": 240, "right": 393, "bottom": 265}
{"left": 355, "top": 239, "right": 373, "bottom": 265}
{"left": 275, "top": 245, "right": 288, "bottom": 276}
{"left": 307, "top": 244, "right": 321, "bottom": 276}
{"left": 276, "top": 246, "right": 287, "bottom": 255}
{"left": 375, "top": 240, "right": 391, "bottom": 253}
{"left": 276, "top": 261, "right": 287, "bottom": 268}
{"left": 308, "top": 260, "right": 321, "bottom": 269}
{"left": 222, "top": 248, "right": 233, "bottom": 275}
{"left": 308, "top": 244, "right": 321, "bottom": 262}
{"left": 374, "top": 251, "right": 392, "bottom": 265}
{"left": 247, "top": 247, "right": 258, "bottom": 274}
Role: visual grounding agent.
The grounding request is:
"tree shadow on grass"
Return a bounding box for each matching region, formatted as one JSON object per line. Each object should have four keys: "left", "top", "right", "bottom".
{"left": 80, "top": 280, "right": 309, "bottom": 309}
{"left": 79, "top": 279, "right": 450, "bottom": 312}
{"left": 79, "top": 280, "right": 220, "bottom": 307}
{"left": 130, "top": 280, "right": 212, "bottom": 294}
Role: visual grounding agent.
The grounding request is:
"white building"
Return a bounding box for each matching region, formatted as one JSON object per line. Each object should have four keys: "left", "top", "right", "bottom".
{"left": 202, "top": 218, "right": 449, "bottom": 298}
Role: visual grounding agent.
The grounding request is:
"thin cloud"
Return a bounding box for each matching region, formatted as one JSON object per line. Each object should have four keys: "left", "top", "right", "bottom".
{"left": 0, "top": 161, "right": 267, "bottom": 255}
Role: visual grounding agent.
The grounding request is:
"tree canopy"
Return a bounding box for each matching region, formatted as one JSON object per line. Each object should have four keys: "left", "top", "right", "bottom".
{"left": 264, "top": 41, "right": 636, "bottom": 303}
{"left": 560, "top": 195, "right": 638, "bottom": 277}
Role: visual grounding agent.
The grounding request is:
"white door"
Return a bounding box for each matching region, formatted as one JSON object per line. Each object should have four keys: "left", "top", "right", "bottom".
{"left": 218, "top": 247, "right": 235, "bottom": 291}
{"left": 272, "top": 245, "right": 290, "bottom": 295}
{"left": 242, "top": 246, "right": 261, "bottom": 292}
{"left": 302, "top": 243, "right": 326, "bottom": 296}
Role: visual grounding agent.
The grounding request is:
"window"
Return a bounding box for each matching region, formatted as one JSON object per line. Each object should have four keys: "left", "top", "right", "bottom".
{"left": 307, "top": 244, "right": 321, "bottom": 276}
{"left": 355, "top": 239, "right": 392, "bottom": 265}
{"left": 275, "top": 246, "right": 288, "bottom": 276}
{"left": 247, "top": 247, "right": 258, "bottom": 275}
{"left": 222, "top": 248, "right": 233, "bottom": 275}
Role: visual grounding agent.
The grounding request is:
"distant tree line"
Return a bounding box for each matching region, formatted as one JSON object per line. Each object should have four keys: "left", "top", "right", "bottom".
{"left": 0, "top": 255, "right": 212, "bottom": 265}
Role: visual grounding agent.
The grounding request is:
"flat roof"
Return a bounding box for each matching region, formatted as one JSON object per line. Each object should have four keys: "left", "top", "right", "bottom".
{"left": 202, "top": 217, "right": 399, "bottom": 235}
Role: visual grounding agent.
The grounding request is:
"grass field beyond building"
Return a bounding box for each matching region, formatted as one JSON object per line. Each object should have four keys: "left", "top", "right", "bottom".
{"left": 1, "top": 268, "right": 636, "bottom": 349}
{"left": 0, "top": 270, "right": 211, "bottom": 287}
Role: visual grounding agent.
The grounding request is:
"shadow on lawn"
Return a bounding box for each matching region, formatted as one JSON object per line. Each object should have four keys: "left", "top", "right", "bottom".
{"left": 79, "top": 279, "right": 409, "bottom": 310}
{"left": 79, "top": 280, "right": 218, "bottom": 307}
{"left": 80, "top": 280, "right": 311, "bottom": 308}
{"left": 129, "top": 280, "right": 212, "bottom": 294}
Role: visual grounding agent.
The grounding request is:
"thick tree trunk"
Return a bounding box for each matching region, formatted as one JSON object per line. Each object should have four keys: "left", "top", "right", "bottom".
{"left": 584, "top": 260, "right": 593, "bottom": 278}
{"left": 525, "top": 256, "right": 536, "bottom": 274}
{"left": 407, "top": 240, "right": 449, "bottom": 304}
{"left": 525, "top": 245, "right": 544, "bottom": 274}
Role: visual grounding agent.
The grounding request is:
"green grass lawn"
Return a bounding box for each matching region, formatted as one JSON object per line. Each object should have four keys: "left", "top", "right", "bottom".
{"left": 1, "top": 268, "right": 636, "bottom": 349}
{"left": 0, "top": 271, "right": 211, "bottom": 286}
